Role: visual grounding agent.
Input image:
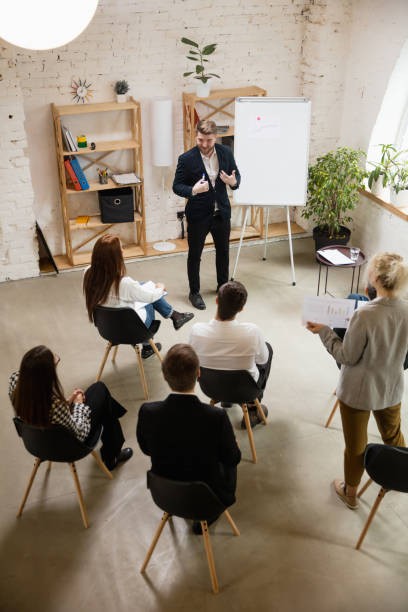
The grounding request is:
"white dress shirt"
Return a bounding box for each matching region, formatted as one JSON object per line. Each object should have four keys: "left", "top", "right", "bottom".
{"left": 189, "top": 318, "right": 269, "bottom": 381}
{"left": 201, "top": 150, "right": 219, "bottom": 210}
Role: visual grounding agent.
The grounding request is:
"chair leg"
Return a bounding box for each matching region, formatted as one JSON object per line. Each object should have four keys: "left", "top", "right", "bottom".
{"left": 148, "top": 338, "right": 163, "bottom": 363}
{"left": 224, "top": 510, "right": 240, "bottom": 536}
{"left": 140, "top": 512, "right": 170, "bottom": 573}
{"left": 325, "top": 398, "right": 339, "bottom": 428}
{"left": 96, "top": 342, "right": 113, "bottom": 382}
{"left": 91, "top": 450, "right": 113, "bottom": 479}
{"left": 17, "top": 457, "right": 41, "bottom": 518}
{"left": 242, "top": 404, "right": 257, "bottom": 464}
{"left": 253, "top": 398, "right": 268, "bottom": 425}
{"left": 201, "top": 521, "right": 219, "bottom": 594}
{"left": 355, "top": 487, "right": 387, "bottom": 550}
{"left": 134, "top": 346, "right": 149, "bottom": 400}
{"left": 47, "top": 461, "right": 52, "bottom": 472}
{"left": 357, "top": 477, "right": 373, "bottom": 498}
{"left": 112, "top": 346, "right": 119, "bottom": 362}
{"left": 69, "top": 462, "right": 89, "bottom": 529}
{"left": 210, "top": 399, "right": 216, "bottom": 406}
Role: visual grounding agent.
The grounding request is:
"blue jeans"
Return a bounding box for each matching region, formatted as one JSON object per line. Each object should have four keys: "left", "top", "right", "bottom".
{"left": 144, "top": 296, "right": 173, "bottom": 328}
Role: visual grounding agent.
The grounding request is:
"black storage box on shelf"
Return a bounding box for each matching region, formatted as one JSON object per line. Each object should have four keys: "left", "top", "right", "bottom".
{"left": 98, "top": 187, "right": 134, "bottom": 223}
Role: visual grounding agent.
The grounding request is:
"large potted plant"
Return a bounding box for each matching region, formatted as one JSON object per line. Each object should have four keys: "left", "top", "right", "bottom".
{"left": 181, "top": 37, "right": 220, "bottom": 97}
{"left": 302, "top": 147, "right": 367, "bottom": 251}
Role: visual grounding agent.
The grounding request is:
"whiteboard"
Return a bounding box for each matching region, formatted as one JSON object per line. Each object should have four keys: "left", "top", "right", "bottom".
{"left": 233, "top": 97, "right": 311, "bottom": 206}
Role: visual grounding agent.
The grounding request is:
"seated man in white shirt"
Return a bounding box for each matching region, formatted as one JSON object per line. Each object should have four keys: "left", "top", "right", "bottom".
{"left": 189, "top": 281, "right": 273, "bottom": 429}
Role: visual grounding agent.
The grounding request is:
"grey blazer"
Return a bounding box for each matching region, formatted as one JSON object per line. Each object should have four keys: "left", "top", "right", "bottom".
{"left": 318, "top": 297, "right": 408, "bottom": 411}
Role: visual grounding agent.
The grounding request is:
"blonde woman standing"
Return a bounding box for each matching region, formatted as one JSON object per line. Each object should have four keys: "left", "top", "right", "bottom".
{"left": 307, "top": 253, "right": 408, "bottom": 509}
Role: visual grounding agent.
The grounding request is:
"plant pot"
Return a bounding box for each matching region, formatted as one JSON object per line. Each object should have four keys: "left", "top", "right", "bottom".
{"left": 196, "top": 79, "right": 211, "bottom": 97}
{"left": 116, "top": 93, "right": 128, "bottom": 103}
{"left": 370, "top": 177, "right": 390, "bottom": 202}
{"left": 313, "top": 225, "right": 351, "bottom": 251}
{"left": 394, "top": 189, "right": 408, "bottom": 208}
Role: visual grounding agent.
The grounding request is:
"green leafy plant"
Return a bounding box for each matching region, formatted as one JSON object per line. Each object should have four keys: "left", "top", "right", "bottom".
{"left": 181, "top": 37, "right": 220, "bottom": 84}
{"left": 114, "top": 80, "right": 129, "bottom": 95}
{"left": 302, "top": 147, "right": 367, "bottom": 236}
{"left": 367, "top": 144, "right": 408, "bottom": 193}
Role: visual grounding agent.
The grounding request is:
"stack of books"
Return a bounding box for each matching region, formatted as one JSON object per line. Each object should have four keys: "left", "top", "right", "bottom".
{"left": 61, "top": 125, "right": 78, "bottom": 152}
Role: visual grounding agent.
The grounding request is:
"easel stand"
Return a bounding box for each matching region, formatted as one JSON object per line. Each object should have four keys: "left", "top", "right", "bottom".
{"left": 231, "top": 205, "right": 296, "bottom": 285}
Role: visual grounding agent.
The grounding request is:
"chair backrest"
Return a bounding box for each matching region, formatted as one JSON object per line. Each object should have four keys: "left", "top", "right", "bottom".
{"left": 13, "top": 417, "right": 96, "bottom": 463}
{"left": 364, "top": 443, "right": 408, "bottom": 493}
{"left": 147, "top": 471, "right": 226, "bottom": 521}
{"left": 198, "top": 367, "right": 260, "bottom": 404}
{"left": 93, "top": 306, "right": 155, "bottom": 346}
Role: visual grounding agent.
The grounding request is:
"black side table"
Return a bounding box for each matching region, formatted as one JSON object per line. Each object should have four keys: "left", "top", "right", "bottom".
{"left": 316, "top": 245, "right": 367, "bottom": 296}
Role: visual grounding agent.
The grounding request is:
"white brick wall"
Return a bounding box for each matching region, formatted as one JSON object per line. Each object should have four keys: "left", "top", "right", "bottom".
{"left": 2, "top": 0, "right": 408, "bottom": 280}
{"left": 0, "top": 44, "right": 38, "bottom": 281}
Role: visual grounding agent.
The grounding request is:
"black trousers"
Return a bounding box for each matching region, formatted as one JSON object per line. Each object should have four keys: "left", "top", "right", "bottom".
{"left": 187, "top": 213, "right": 230, "bottom": 294}
{"left": 84, "top": 382, "right": 126, "bottom": 466}
{"left": 255, "top": 342, "right": 273, "bottom": 401}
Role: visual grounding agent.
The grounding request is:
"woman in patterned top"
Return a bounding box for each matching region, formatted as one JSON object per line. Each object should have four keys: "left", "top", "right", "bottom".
{"left": 83, "top": 234, "right": 194, "bottom": 359}
{"left": 9, "top": 345, "right": 133, "bottom": 470}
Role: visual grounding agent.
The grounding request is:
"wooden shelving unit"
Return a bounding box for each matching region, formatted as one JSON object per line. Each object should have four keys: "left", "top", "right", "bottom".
{"left": 182, "top": 85, "right": 267, "bottom": 240}
{"left": 51, "top": 98, "right": 146, "bottom": 267}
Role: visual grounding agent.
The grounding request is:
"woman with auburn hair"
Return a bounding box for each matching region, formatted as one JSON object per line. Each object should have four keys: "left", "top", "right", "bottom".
{"left": 83, "top": 234, "right": 194, "bottom": 359}
{"left": 9, "top": 346, "right": 132, "bottom": 471}
{"left": 307, "top": 253, "right": 408, "bottom": 509}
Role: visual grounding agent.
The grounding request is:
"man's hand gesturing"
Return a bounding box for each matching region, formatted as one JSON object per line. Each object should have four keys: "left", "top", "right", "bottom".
{"left": 219, "top": 169, "right": 237, "bottom": 187}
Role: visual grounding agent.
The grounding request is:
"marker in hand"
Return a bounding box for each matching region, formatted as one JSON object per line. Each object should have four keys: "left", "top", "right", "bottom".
{"left": 193, "top": 173, "right": 209, "bottom": 195}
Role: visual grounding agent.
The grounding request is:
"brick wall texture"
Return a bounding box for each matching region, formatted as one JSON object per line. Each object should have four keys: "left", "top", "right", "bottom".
{"left": 1, "top": 0, "right": 408, "bottom": 280}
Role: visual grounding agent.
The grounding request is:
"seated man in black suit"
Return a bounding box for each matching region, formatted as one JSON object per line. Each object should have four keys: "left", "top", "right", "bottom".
{"left": 136, "top": 343, "right": 241, "bottom": 534}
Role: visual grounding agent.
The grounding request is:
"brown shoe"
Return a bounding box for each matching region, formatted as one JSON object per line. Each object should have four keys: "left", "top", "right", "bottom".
{"left": 333, "top": 479, "right": 359, "bottom": 509}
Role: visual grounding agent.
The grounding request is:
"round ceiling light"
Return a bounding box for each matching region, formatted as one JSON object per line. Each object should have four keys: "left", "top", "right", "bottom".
{"left": 0, "top": 0, "right": 99, "bottom": 50}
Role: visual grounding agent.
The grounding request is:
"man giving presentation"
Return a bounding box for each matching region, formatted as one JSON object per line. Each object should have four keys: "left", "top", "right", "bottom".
{"left": 173, "top": 119, "right": 241, "bottom": 310}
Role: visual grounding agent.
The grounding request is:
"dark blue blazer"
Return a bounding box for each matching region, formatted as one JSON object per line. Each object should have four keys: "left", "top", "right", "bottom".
{"left": 173, "top": 143, "right": 241, "bottom": 223}
{"left": 136, "top": 393, "right": 241, "bottom": 505}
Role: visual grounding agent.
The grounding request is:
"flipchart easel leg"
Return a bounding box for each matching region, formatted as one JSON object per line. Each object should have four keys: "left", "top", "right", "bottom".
{"left": 231, "top": 205, "right": 249, "bottom": 280}
{"left": 262, "top": 207, "right": 270, "bottom": 260}
{"left": 287, "top": 206, "right": 296, "bottom": 286}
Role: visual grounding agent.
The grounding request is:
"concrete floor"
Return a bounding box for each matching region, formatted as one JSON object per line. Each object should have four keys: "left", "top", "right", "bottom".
{"left": 1, "top": 238, "right": 408, "bottom": 612}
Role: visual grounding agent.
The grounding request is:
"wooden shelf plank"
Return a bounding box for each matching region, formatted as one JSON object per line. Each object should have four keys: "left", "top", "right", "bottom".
{"left": 63, "top": 139, "right": 139, "bottom": 156}
{"left": 66, "top": 177, "right": 143, "bottom": 194}
{"left": 69, "top": 213, "right": 142, "bottom": 230}
{"left": 183, "top": 86, "right": 266, "bottom": 103}
{"left": 54, "top": 98, "right": 139, "bottom": 116}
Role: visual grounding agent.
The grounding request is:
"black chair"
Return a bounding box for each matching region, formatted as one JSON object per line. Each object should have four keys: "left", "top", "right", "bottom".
{"left": 356, "top": 443, "right": 408, "bottom": 550}
{"left": 13, "top": 417, "right": 113, "bottom": 528}
{"left": 140, "top": 471, "right": 240, "bottom": 594}
{"left": 93, "top": 305, "right": 162, "bottom": 400}
{"left": 198, "top": 367, "right": 268, "bottom": 464}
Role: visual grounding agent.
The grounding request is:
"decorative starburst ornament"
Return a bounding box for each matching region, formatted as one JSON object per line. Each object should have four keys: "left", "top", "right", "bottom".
{"left": 71, "top": 78, "right": 94, "bottom": 103}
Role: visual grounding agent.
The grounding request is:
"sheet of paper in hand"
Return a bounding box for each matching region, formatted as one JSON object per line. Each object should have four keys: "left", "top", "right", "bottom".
{"left": 302, "top": 295, "right": 356, "bottom": 328}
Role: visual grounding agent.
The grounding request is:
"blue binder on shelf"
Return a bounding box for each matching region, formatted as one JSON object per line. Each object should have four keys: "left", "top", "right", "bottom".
{"left": 70, "top": 156, "right": 90, "bottom": 190}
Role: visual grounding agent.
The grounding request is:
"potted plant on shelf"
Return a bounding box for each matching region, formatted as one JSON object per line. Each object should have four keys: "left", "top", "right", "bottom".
{"left": 302, "top": 147, "right": 367, "bottom": 251}
{"left": 114, "top": 80, "right": 129, "bottom": 103}
{"left": 367, "top": 144, "right": 404, "bottom": 201}
{"left": 181, "top": 37, "right": 220, "bottom": 97}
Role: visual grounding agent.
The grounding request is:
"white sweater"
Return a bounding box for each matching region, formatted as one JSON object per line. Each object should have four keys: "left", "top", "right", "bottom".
{"left": 102, "top": 276, "right": 165, "bottom": 323}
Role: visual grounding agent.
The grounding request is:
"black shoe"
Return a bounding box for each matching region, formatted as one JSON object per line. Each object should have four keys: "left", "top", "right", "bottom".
{"left": 171, "top": 311, "right": 195, "bottom": 330}
{"left": 221, "top": 402, "right": 233, "bottom": 408}
{"left": 104, "top": 447, "right": 133, "bottom": 470}
{"left": 189, "top": 292, "right": 206, "bottom": 310}
{"left": 141, "top": 343, "right": 162, "bottom": 359}
{"left": 240, "top": 404, "right": 268, "bottom": 430}
{"left": 192, "top": 515, "right": 219, "bottom": 535}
